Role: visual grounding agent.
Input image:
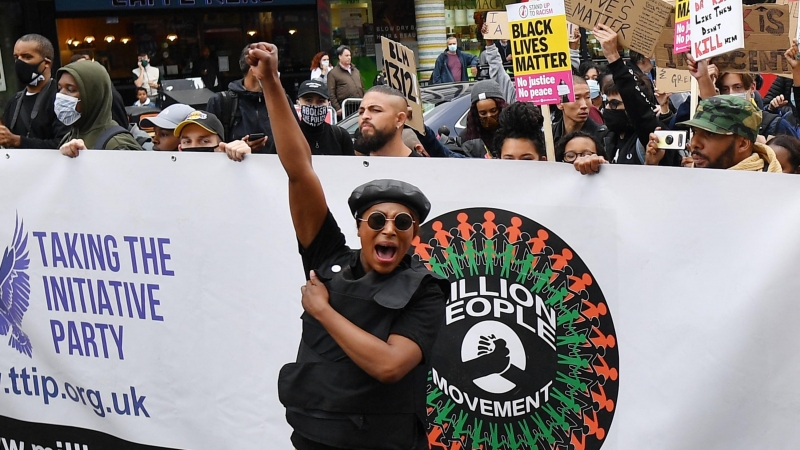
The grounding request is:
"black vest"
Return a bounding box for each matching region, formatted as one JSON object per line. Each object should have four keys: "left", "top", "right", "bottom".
{"left": 279, "top": 250, "right": 446, "bottom": 450}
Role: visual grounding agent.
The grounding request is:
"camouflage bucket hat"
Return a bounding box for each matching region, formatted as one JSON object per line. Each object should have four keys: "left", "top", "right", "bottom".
{"left": 678, "top": 95, "right": 762, "bottom": 142}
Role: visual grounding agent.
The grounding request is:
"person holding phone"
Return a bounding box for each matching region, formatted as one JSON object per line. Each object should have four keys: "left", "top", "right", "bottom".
{"left": 245, "top": 41, "right": 448, "bottom": 450}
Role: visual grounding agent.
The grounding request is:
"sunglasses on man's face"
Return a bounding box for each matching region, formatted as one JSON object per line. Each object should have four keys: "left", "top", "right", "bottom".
{"left": 359, "top": 211, "right": 415, "bottom": 231}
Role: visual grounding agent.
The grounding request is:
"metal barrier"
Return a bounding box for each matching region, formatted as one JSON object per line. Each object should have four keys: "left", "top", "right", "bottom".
{"left": 341, "top": 98, "right": 362, "bottom": 119}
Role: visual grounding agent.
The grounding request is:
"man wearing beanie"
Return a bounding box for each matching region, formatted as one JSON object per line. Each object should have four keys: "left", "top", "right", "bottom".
{"left": 461, "top": 79, "right": 509, "bottom": 158}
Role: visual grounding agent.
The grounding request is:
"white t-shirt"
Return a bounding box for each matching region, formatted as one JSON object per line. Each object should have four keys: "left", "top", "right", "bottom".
{"left": 132, "top": 65, "right": 160, "bottom": 97}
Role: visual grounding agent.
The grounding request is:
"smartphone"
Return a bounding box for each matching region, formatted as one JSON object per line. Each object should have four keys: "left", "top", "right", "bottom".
{"left": 247, "top": 133, "right": 265, "bottom": 141}
{"left": 654, "top": 130, "right": 687, "bottom": 150}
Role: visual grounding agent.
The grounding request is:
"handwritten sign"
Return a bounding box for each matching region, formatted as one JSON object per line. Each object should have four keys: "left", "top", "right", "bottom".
{"left": 485, "top": 11, "right": 511, "bottom": 40}
{"left": 674, "top": 0, "right": 691, "bottom": 53}
{"left": 656, "top": 4, "right": 792, "bottom": 74}
{"left": 690, "top": 0, "right": 744, "bottom": 61}
{"left": 656, "top": 67, "right": 692, "bottom": 93}
{"left": 380, "top": 37, "right": 424, "bottom": 134}
{"left": 563, "top": 0, "right": 673, "bottom": 56}
{"left": 507, "top": 0, "right": 574, "bottom": 105}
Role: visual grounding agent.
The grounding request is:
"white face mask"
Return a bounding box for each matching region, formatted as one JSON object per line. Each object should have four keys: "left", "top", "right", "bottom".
{"left": 448, "top": 44, "right": 457, "bottom": 52}
{"left": 55, "top": 93, "right": 81, "bottom": 126}
{"left": 321, "top": 60, "right": 329, "bottom": 67}
{"left": 729, "top": 92, "right": 748, "bottom": 100}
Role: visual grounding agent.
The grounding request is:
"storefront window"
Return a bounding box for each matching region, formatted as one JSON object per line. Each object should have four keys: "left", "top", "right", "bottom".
{"left": 55, "top": 6, "right": 318, "bottom": 102}
{"left": 444, "top": 0, "right": 479, "bottom": 56}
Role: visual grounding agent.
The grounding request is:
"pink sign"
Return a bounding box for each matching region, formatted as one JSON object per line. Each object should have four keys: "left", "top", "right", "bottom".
{"left": 515, "top": 71, "right": 575, "bottom": 105}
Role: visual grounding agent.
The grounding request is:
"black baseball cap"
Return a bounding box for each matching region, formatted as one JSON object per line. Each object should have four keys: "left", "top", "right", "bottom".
{"left": 298, "top": 80, "right": 330, "bottom": 100}
{"left": 174, "top": 110, "right": 225, "bottom": 140}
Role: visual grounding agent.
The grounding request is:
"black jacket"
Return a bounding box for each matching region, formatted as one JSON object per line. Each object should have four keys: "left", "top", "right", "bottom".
{"left": 2, "top": 79, "right": 69, "bottom": 149}
{"left": 764, "top": 76, "right": 793, "bottom": 108}
{"left": 267, "top": 121, "right": 354, "bottom": 156}
{"left": 607, "top": 59, "right": 681, "bottom": 167}
{"left": 206, "top": 79, "right": 293, "bottom": 144}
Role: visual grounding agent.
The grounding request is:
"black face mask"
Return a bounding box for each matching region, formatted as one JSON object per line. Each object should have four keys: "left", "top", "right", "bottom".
{"left": 181, "top": 147, "right": 217, "bottom": 152}
{"left": 603, "top": 109, "right": 632, "bottom": 134}
{"left": 15, "top": 58, "right": 46, "bottom": 86}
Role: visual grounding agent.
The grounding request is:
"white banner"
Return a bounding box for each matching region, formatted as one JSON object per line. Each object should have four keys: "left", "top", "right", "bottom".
{"left": 0, "top": 151, "right": 799, "bottom": 450}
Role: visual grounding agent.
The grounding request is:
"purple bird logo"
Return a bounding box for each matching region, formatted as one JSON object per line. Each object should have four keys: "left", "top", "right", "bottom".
{"left": 0, "top": 215, "right": 32, "bottom": 357}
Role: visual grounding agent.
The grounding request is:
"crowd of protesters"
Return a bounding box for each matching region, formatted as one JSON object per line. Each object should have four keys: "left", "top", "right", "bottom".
{"left": 2, "top": 30, "right": 800, "bottom": 175}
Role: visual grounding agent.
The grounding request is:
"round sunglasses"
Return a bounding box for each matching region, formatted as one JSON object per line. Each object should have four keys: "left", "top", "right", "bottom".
{"left": 358, "top": 211, "right": 415, "bottom": 231}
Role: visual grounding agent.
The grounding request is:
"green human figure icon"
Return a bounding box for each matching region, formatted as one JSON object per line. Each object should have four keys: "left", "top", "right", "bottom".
{"left": 428, "top": 255, "right": 450, "bottom": 278}
{"left": 500, "top": 243, "right": 515, "bottom": 278}
{"left": 483, "top": 239, "right": 496, "bottom": 275}
{"left": 434, "top": 399, "right": 456, "bottom": 425}
{"left": 451, "top": 410, "right": 470, "bottom": 440}
{"left": 445, "top": 245, "right": 464, "bottom": 278}
{"left": 515, "top": 252, "right": 535, "bottom": 283}
{"left": 531, "top": 411, "right": 557, "bottom": 445}
{"left": 463, "top": 240, "right": 479, "bottom": 276}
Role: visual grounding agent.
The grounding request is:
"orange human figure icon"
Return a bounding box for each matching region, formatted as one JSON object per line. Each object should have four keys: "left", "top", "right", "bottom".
{"left": 583, "top": 409, "right": 606, "bottom": 440}
{"left": 549, "top": 248, "right": 573, "bottom": 271}
{"left": 568, "top": 273, "right": 593, "bottom": 293}
{"left": 571, "top": 432, "right": 586, "bottom": 450}
{"left": 506, "top": 216, "right": 523, "bottom": 242}
{"left": 589, "top": 327, "right": 616, "bottom": 350}
{"left": 581, "top": 299, "right": 607, "bottom": 321}
{"left": 432, "top": 221, "right": 453, "bottom": 248}
{"left": 428, "top": 424, "right": 448, "bottom": 449}
{"left": 527, "top": 229, "right": 549, "bottom": 253}
{"left": 592, "top": 383, "right": 615, "bottom": 412}
{"left": 456, "top": 212, "right": 473, "bottom": 240}
{"left": 482, "top": 210, "right": 498, "bottom": 238}
{"left": 412, "top": 235, "right": 433, "bottom": 260}
{"left": 593, "top": 354, "right": 618, "bottom": 382}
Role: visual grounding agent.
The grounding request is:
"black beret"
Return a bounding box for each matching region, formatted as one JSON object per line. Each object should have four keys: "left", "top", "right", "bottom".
{"left": 348, "top": 179, "right": 431, "bottom": 222}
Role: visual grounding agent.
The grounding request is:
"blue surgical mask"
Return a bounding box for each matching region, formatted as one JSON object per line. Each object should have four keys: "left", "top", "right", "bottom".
{"left": 54, "top": 93, "right": 81, "bottom": 126}
{"left": 448, "top": 44, "right": 457, "bottom": 52}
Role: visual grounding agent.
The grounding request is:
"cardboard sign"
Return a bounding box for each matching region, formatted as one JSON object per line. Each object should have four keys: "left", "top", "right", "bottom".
{"left": 674, "top": 0, "right": 691, "bottom": 53}
{"left": 380, "top": 37, "right": 424, "bottom": 134}
{"left": 485, "top": 11, "right": 511, "bottom": 40}
{"left": 507, "top": 0, "right": 574, "bottom": 105}
{"left": 690, "top": 0, "right": 744, "bottom": 61}
{"left": 563, "top": 0, "right": 673, "bottom": 57}
{"left": 656, "top": 4, "right": 792, "bottom": 74}
{"left": 656, "top": 67, "right": 692, "bottom": 93}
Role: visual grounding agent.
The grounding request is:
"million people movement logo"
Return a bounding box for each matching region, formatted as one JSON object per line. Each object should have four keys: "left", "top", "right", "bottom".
{"left": 414, "top": 208, "right": 618, "bottom": 450}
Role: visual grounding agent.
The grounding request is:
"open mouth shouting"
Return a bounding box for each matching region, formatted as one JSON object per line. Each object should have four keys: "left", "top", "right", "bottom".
{"left": 375, "top": 242, "right": 398, "bottom": 264}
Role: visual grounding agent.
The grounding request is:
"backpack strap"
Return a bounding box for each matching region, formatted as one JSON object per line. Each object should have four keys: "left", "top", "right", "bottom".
{"left": 8, "top": 91, "right": 27, "bottom": 132}
{"left": 219, "top": 91, "right": 239, "bottom": 141}
{"left": 94, "top": 125, "right": 131, "bottom": 150}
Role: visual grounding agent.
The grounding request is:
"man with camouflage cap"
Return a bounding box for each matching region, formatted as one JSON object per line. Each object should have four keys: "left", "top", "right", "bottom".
{"left": 679, "top": 95, "right": 782, "bottom": 172}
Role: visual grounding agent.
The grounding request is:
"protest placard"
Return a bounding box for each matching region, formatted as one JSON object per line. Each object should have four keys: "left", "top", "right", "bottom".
{"left": 563, "top": 0, "right": 673, "bottom": 56}
{"left": 674, "top": 0, "right": 691, "bottom": 54}
{"left": 484, "top": 11, "right": 510, "bottom": 40}
{"left": 690, "top": 0, "right": 744, "bottom": 61}
{"left": 656, "top": 67, "right": 692, "bottom": 92}
{"left": 506, "top": 0, "right": 574, "bottom": 105}
{"left": 656, "top": 4, "right": 792, "bottom": 73}
{"left": 380, "top": 37, "right": 424, "bottom": 134}
{"left": 507, "top": 0, "right": 573, "bottom": 161}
